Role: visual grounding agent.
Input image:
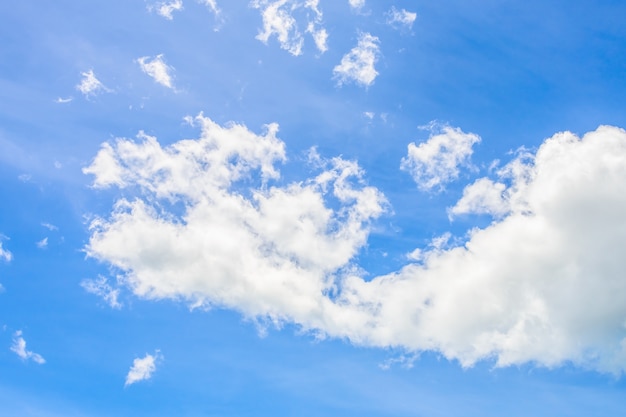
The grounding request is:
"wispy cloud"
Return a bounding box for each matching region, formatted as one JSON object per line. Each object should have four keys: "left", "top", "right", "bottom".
{"left": 81, "top": 276, "right": 122, "bottom": 309}
{"left": 251, "top": 0, "right": 328, "bottom": 55}
{"left": 149, "top": 0, "right": 183, "bottom": 20}
{"left": 76, "top": 70, "right": 110, "bottom": 98}
{"left": 386, "top": 6, "right": 417, "bottom": 30}
{"left": 400, "top": 123, "right": 481, "bottom": 191}
{"left": 125, "top": 351, "right": 162, "bottom": 386}
{"left": 11, "top": 331, "right": 45, "bottom": 364}
{"left": 137, "top": 54, "right": 175, "bottom": 89}
{"left": 198, "top": 0, "right": 219, "bottom": 15}
{"left": 36, "top": 237, "right": 48, "bottom": 249}
{"left": 333, "top": 33, "right": 380, "bottom": 87}
{"left": 0, "top": 240, "right": 11, "bottom": 262}
{"left": 41, "top": 223, "right": 58, "bottom": 231}
{"left": 55, "top": 97, "right": 73, "bottom": 104}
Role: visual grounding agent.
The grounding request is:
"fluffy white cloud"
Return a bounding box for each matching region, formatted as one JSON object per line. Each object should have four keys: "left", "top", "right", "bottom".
{"left": 11, "top": 331, "right": 45, "bottom": 364}
{"left": 36, "top": 237, "right": 48, "bottom": 249}
{"left": 81, "top": 276, "right": 122, "bottom": 309}
{"left": 84, "top": 114, "right": 387, "bottom": 322}
{"left": 448, "top": 177, "right": 509, "bottom": 218}
{"left": 251, "top": 0, "right": 328, "bottom": 55}
{"left": 0, "top": 240, "right": 11, "bottom": 262}
{"left": 76, "top": 70, "right": 110, "bottom": 97}
{"left": 137, "top": 55, "right": 175, "bottom": 89}
{"left": 333, "top": 33, "right": 380, "bottom": 87}
{"left": 149, "top": 0, "right": 183, "bottom": 20}
{"left": 386, "top": 6, "right": 417, "bottom": 29}
{"left": 401, "top": 124, "right": 481, "bottom": 191}
{"left": 125, "top": 351, "right": 161, "bottom": 386}
{"left": 86, "top": 120, "right": 626, "bottom": 374}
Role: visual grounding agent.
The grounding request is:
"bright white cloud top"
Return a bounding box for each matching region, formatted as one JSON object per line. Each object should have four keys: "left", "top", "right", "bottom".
{"left": 401, "top": 125, "right": 481, "bottom": 191}
{"left": 137, "top": 54, "right": 175, "bottom": 89}
{"left": 125, "top": 351, "right": 162, "bottom": 386}
{"left": 333, "top": 33, "right": 380, "bottom": 87}
{"left": 84, "top": 112, "right": 626, "bottom": 373}
{"left": 76, "top": 70, "right": 109, "bottom": 98}
{"left": 11, "top": 331, "right": 45, "bottom": 364}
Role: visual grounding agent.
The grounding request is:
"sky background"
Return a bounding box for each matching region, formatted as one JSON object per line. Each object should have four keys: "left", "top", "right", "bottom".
{"left": 2, "top": 1, "right": 626, "bottom": 416}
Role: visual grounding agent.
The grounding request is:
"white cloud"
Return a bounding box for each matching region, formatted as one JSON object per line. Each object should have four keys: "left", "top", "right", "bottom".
{"left": 0, "top": 240, "right": 11, "bottom": 262}
{"left": 42, "top": 223, "right": 58, "bottom": 231}
{"left": 76, "top": 70, "right": 110, "bottom": 97}
{"left": 11, "top": 331, "right": 45, "bottom": 364}
{"left": 251, "top": 0, "right": 328, "bottom": 55}
{"left": 125, "top": 351, "right": 162, "bottom": 386}
{"left": 149, "top": 0, "right": 183, "bottom": 20}
{"left": 55, "top": 97, "right": 73, "bottom": 104}
{"left": 348, "top": 0, "right": 364, "bottom": 10}
{"left": 84, "top": 113, "right": 387, "bottom": 321}
{"left": 36, "top": 237, "right": 48, "bottom": 249}
{"left": 137, "top": 55, "right": 175, "bottom": 89}
{"left": 85, "top": 120, "right": 626, "bottom": 374}
{"left": 198, "top": 0, "right": 219, "bottom": 15}
{"left": 386, "top": 7, "right": 417, "bottom": 30}
{"left": 400, "top": 124, "right": 481, "bottom": 191}
{"left": 333, "top": 33, "right": 380, "bottom": 87}
{"left": 81, "top": 276, "right": 122, "bottom": 309}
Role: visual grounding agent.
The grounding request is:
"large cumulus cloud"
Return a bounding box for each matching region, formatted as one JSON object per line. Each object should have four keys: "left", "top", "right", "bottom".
{"left": 85, "top": 118, "right": 626, "bottom": 374}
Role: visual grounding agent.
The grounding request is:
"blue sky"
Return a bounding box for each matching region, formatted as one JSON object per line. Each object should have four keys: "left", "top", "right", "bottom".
{"left": 2, "top": 0, "right": 626, "bottom": 415}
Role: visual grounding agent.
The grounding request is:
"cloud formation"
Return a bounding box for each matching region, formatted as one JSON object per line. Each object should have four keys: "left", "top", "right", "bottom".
{"left": 333, "top": 33, "right": 380, "bottom": 87}
{"left": 36, "top": 237, "right": 48, "bottom": 249}
{"left": 81, "top": 276, "right": 122, "bottom": 309}
{"left": 125, "top": 351, "right": 162, "bottom": 386}
{"left": 198, "top": 0, "right": 220, "bottom": 15}
{"left": 386, "top": 7, "right": 417, "bottom": 30}
{"left": 401, "top": 124, "right": 481, "bottom": 191}
{"left": 348, "top": 0, "right": 364, "bottom": 10}
{"left": 251, "top": 0, "right": 328, "bottom": 55}
{"left": 149, "top": 0, "right": 183, "bottom": 20}
{"left": 76, "top": 70, "right": 110, "bottom": 97}
{"left": 11, "top": 331, "right": 45, "bottom": 364}
{"left": 85, "top": 119, "right": 626, "bottom": 374}
{"left": 137, "top": 55, "right": 175, "bottom": 89}
{"left": 0, "top": 240, "right": 11, "bottom": 262}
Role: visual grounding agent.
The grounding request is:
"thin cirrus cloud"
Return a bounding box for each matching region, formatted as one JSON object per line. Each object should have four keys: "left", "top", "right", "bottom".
{"left": 333, "top": 32, "right": 380, "bottom": 87}
{"left": 137, "top": 54, "right": 175, "bottom": 89}
{"left": 251, "top": 0, "right": 328, "bottom": 55}
{"left": 400, "top": 124, "right": 481, "bottom": 192}
{"left": 11, "top": 331, "right": 45, "bottom": 364}
{"left": 125, "top": 351, "right": 162, "bottom": 386}
{"left": 84, "top": 115, "right": 626, "bottom": 374}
